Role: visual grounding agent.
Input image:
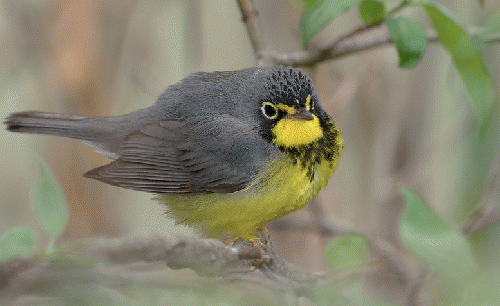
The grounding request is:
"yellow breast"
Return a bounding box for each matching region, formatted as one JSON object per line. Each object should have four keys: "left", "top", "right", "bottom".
{"left": 159, "top": 153, "right": 339, "bottom": 239}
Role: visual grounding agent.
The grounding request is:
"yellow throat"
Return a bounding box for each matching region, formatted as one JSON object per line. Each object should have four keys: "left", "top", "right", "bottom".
{"left": 272, "top": 114, "right": 323, "bottom": 147}
{"left": 271, "top": 96, "right": 324, "bottom": 147}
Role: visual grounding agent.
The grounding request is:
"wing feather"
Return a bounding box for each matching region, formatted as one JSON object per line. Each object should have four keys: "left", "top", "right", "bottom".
{"left": 84, "top": 115, "right": 275, "bottom": 194}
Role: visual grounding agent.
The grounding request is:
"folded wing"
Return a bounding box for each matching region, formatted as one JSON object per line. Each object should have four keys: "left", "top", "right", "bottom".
{"left": 84, "top": 115, "right": 274, "bottom": 194}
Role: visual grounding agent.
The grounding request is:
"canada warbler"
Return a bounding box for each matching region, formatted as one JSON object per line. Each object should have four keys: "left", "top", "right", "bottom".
{"left": 5, "top": 66, "right": 343, "bottom": 239}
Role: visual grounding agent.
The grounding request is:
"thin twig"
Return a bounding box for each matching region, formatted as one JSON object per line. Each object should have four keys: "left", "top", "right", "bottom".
{"left": 236, "top": 0, "right": 266, "bottom": 66}
{"left": 259, "top": 25, "right": 500, "bottom": 67}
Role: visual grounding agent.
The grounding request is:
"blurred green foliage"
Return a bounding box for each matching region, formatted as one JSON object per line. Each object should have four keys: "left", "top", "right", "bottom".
{"left": 0, "top": 226, "right": 36, "bottom": 263}
{"left": 0, "top": 161, "right": 66, "bottom": 263}
{"left": 419, "top": 1, "right": 496, "bottom": 135}
{"left": 323, "top": 232, "right": 368, "bottom": 273}
{"left": 399, "top": 186, "right": 477, "bottom": 281}
{"left": 359, "top": 0, "right": 387, "bottom": 24}
{"left": 31, "top": 161, "right": 68, "bottom": 253}
{"left": 385, "top": 17, "right": 427, "bottom": 68}
{"left": 300, "top": 0, "right": 362, "bottom": 48}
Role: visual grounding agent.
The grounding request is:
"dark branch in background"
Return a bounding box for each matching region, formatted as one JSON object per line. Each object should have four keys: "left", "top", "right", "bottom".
{"left": 236, "top": 0, "right": 266, "bottom": 66}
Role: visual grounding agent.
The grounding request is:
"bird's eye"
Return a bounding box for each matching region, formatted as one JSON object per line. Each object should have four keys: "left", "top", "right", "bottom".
{"left": 261, "top": 102, "right": 277, "bottom": 119}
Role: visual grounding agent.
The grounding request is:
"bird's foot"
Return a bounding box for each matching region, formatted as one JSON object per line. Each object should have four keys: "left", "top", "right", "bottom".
{"left": 222, "top": 235, "right": 240, "bottom": 246}
{"left": 225, "top": 228, "right": 271, "bottom": 267}
{"left": 249, "top": 227, "right": 269, "bottom": 250}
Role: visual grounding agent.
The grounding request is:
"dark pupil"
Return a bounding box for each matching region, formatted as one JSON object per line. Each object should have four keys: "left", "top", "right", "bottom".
{"left": 264, "top": 104, "right": 276, "bottom": 118}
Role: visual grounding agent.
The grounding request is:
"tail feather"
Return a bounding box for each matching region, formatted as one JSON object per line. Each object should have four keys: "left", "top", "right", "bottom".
{"left": 4, "top": 111, "right": 120, "bottom": 158}
{"left": 5, "top": 107, "right": 155, "bottom": 159}
{"left": 5, "top": 111, "right": 91, "bottom": 138}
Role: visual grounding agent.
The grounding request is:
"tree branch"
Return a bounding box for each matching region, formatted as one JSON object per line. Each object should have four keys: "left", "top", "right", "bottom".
{"left": 0, "top": 235, "right": 326, "bottom": 303}
{"left": 236, "top": 0, "right": 266, "bottom": 66}
{"left": 85, "top": 236, "right": 253, "bottom": 277}
{"left": 258, "top": 25, "right": 500, "bottom": 67}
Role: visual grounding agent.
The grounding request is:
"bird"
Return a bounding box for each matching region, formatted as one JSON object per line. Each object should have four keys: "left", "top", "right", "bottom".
{"left": 4, "top": 66, "right": 343, "bottom": 240}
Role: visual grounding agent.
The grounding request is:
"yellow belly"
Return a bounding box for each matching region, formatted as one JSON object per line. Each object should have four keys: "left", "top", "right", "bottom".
{"left": 159, "top": 154, "right": 339, "bottom": 239}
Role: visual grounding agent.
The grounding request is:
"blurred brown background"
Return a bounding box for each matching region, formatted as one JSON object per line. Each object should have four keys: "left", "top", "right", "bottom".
{"left": 1, "top": 2, "right": 499, "bottom": 298}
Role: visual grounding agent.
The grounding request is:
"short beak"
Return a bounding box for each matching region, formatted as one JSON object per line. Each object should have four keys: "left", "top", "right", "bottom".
{"left": 290, "top": 107, "right": 314, "bottom": 121}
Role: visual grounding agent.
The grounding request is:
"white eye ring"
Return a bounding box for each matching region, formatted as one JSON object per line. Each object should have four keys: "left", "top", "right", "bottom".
{"left": 261, "top": 102, "right": 278, "bottom": 119}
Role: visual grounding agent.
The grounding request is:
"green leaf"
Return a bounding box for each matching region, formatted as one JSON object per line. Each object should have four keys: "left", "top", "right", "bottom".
{"left": 359, "top": 0, "right": 386, "bottom": 25}
{"left": 0, "top": 227, "right": 36, "bottom": 263}
{"left": 31, "top": 162, "right": 68, "bottom": 252}
{"left": 386, "top": 17, "right": 427, "bottom": 68}
{"left": 300, "top": 0, "right": 362, "bottom": 48}
{"left": 419, "top": 1, "right": 496, "bottom": 134}
{"left": 323, "top": 232, "right": 368, "bottom": 272}
{"left": 399, "top": 186, "right": 477, "bottom": 281}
